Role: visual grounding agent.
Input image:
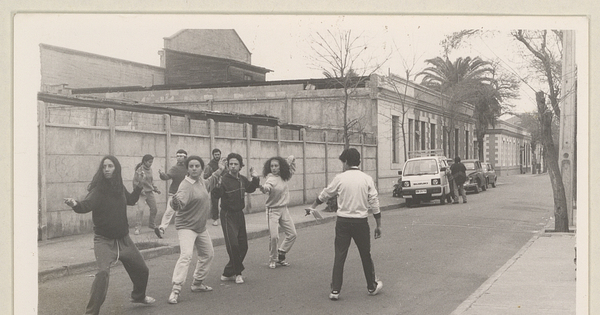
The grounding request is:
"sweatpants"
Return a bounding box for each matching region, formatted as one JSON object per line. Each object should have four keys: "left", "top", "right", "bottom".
{"left": 266, "top": 206, "right": 297, "bottom": 262}
{"left": 331, "top": 217, "right": 377, "bottom": 293}
{"left": 85, "top": 234, "right": 149, "bottom": 315}
{"left": 171, "top": 229, "right": 214, "bottom": 292}
{"left": 136, "top": 192, "right": 158, "bottom": 229}
{"left": 220, "top": 210, "right": 248, "bottom": 276}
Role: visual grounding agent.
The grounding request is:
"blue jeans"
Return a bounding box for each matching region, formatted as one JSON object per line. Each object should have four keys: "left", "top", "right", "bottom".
{"left": 85, "top": 234, "right": 149, "bottom": 315}
{"left": 331, "top": 217, "right": 377, "bottom": 293}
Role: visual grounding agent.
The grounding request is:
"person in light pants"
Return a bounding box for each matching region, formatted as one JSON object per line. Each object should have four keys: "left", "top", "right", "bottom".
{"left": 168, "top": 155, "right": 225, "bottom": 304}
{"left": 260, "top": 155, "right": 297, "bottom": 268}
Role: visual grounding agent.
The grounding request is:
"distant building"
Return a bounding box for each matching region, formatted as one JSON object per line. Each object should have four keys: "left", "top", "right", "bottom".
{"left": 484, "top": 117, "right": 533, "bottom": 176}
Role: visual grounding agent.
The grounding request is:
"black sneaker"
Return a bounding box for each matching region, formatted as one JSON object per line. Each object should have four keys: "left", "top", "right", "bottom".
{"left": 278, "top": 250, "right": 286, "bottom": 262}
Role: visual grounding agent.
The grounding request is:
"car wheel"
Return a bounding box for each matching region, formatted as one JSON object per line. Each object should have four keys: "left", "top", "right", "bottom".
{"left": 491, "top": 178, "right": 496, "bottom": 188}
{"left": 474, "top": 181, "right": 481, "bottom": 193}
{"left": 405, "top": 199, "right": 413, "bottom": 207}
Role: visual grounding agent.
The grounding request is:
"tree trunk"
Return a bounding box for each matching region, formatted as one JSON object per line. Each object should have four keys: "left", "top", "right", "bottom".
{"left": 536, "top": 92, "right": 569, "bottom": 232}
{"left": 476, "top": 133, "right": 485, "bottom": 161}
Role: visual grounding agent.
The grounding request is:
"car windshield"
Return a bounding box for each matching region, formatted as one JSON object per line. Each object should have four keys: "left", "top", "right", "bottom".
{"left": 403, "top": 159, "right": 438, "bottom": 176}
{"left": 463, "top": 162, "right": 476, "bottom": 170}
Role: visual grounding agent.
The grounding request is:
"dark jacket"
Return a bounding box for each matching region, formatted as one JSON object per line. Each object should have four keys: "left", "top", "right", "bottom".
{"left": 215, "top": 172, "right": 259, "bottom": 213}
{"left": 73, "top": 185, "right": 142, "bottom": 239}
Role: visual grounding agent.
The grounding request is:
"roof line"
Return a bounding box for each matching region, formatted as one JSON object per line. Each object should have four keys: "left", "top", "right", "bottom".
{"left": 39, "top": 43, "right": 164, "bottom": 71}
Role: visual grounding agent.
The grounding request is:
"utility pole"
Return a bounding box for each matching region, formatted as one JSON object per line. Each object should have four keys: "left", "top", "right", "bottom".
{"left": 559, "top": 30, "right": 576, "bottom": 227}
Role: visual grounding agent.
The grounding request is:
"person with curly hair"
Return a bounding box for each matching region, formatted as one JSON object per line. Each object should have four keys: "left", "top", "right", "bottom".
{"left": 259, "top": 155, "right": 297, "bottom": 269}
{"left": 64, "top": 155, "right": 155, "bottom": 315}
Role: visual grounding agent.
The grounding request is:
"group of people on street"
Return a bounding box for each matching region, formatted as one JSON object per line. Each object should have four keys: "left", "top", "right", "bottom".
{"left": 64, "top": 147, "right": 383, "bottom": 313}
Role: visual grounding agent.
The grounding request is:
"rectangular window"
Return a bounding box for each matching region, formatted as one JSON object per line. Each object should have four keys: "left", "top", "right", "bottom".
{"left": 465, "top": 130, "right": 469, "bottom": 159}
{"left": 421, "top": 121, "right": 426, "bottom": 150}
{"left": 392, "top": 115, "right": 399, "bottom": 163}
{"left": 455, "top": 128, "right": 459, "bottom": 158}
{"left": 408, "top": 119, "right": 414, "bottom": 152}
{"left": 443, "top": 127, "right": 447, "bottom": 156}
{"left": 414, "top": 120, "right": 420, "bottom": 151}
{"left": 430, "top": 123, "right": 436, "bottom": 150}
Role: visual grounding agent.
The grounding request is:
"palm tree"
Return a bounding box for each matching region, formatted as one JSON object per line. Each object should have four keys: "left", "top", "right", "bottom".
{"left": 416, "top": 56, "right": 494, "bottom": 158}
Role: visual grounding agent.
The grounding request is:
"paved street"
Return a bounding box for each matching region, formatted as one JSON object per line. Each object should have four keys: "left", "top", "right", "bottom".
{"left": 39, "top": 174, "right": 555, "bottom": 315}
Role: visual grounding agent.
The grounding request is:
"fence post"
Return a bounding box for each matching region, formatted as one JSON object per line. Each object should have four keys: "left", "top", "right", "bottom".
{"left": 38, "top": 101, "right": 47, "bottom": 241}
{"left": 245, "top": 123, "right": 252, "bottom": 213}
{"left": 324, "top": 131, "right": 329, "bottom": 186}
{"left": 164, "top": 114, "right": 171, "bottom": 203}
{"left": 209, "top": 119, "right": 215, "bottom": 153}
{"left": 276, "top": 126, "right": 281, "bottom": 156}
{"left": 302, "top": 128, "right": 307, "bottom": 204}
{"left": 108, "top": 108, "right": 115, "bottom": 155}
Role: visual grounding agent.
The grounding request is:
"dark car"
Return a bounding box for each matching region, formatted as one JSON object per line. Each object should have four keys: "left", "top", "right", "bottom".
{"left": 483, "top": 162, "right": 497, "bottom": 188}
{"left": 461, "top": 159, "right": 487, "bottom": 193}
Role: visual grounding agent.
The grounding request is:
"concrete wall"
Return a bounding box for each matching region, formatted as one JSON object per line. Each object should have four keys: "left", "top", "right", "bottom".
{"left": 39, "top": 101, "right": 375, "bottom": 239}
{"left": 40, "top": 44, "right": 164, "bottom": 89}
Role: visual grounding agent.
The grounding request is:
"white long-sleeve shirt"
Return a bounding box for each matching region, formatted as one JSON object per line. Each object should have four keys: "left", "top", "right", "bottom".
{"left": 318, "top": 167, "right": 381, "bottom": 218}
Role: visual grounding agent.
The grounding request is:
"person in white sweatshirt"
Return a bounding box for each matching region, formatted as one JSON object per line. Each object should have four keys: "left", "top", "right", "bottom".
{"left": 259, "top": 155, "right": 297, "bottom": 269}
{"left": 307, "top": 148, "right": 383, "bottom": 301}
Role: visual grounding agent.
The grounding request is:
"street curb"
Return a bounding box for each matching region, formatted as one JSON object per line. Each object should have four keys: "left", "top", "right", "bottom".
{"left": 38, "top": 203, "right": 402, "bottom": 282}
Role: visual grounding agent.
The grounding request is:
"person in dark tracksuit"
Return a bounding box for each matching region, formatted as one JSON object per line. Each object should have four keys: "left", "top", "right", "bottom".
{"left": 214, "top": 153, "right": 260, "bottom": 284}
{"left": 64, "top": 155, "right": 155, "bottom": 315}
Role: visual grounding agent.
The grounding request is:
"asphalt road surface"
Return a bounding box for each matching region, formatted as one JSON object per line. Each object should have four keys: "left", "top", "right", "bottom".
{"left": 39, "top": 174, "right": 553, "bottom": 315}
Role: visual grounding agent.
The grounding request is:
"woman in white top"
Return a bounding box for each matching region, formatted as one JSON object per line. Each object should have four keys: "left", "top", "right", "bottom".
{"left": 260, "top": 155, "right": 297, "bottom": 269}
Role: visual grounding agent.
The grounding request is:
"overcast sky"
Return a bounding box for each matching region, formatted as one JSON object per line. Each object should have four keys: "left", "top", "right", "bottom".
{"left": 15, "top": 14, "right": 588, "bottom": 114}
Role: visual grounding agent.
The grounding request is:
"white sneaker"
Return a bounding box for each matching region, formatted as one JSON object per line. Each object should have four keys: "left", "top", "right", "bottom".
{"left": 368, "top": 279, "right": 383, "bottom": 296}
{"left": 329, "top": 291, "right": 340, "bottom": 300}
{"left": 269, "top": 261, "right": 276, "bottom": 269}
{"left": 235, "top": 275, "right": 244, "bottom": 284}
{"left": 134, "top": 227, "right": 140, "bottom": 235}
{"left": 191, "top": 283, "right": 213, "bottom": 292}
{"left": 131, "top": 296, "right": 155, "bottom": 304}
{"left": 168, "top": 291, "right": 179, "bottom": 304}
{"left": 212, "top": 219, "right": 219, "bottom": 226}
{"left": 220, "top": 275, "right": 235, "bottom": 281}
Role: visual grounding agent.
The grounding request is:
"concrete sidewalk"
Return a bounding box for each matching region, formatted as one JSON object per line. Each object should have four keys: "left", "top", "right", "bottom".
{"left": 451, "top": 221, "right": 577, "bottom": 315}
{"left": 38, "top": 195, "right": 403, "bottom": 282}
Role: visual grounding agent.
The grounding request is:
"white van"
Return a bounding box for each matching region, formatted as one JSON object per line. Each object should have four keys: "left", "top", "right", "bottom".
{"left": 399, "top": 156, "right": 451, "bottom": 207}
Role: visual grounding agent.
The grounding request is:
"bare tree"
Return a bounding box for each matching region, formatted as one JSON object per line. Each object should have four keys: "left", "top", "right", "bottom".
{"left": 513, "top": 30, "right": 569, "bottom": 232}
{"left": 310, "top": 30, "right": 388, "bottom": 149}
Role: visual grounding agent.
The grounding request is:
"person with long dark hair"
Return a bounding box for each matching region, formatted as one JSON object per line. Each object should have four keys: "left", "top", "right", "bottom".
{"left": 167, "top": 155, "right": 225, "bottom": 304}
{"left": 133, "top": 154, "right": 160, "bottom": 235}
{"left": 64, "top": 155, "right": 155, "bottom": 315}
{"left": 259, "top": 155, "right": 297, "bottom": 269}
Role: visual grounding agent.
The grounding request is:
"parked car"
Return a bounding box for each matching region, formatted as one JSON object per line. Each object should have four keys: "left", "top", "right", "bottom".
{"left": 461, "top": 159, "right": 487, "bottom": 193}
{"left": 399, "top": 155, "right": 452, "bottom": 206}
{"left": 392, "top": 173, "right": 403, "bottom": 197}
{"left": 483, "top": 162, "right": 497, "bottom": 188}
